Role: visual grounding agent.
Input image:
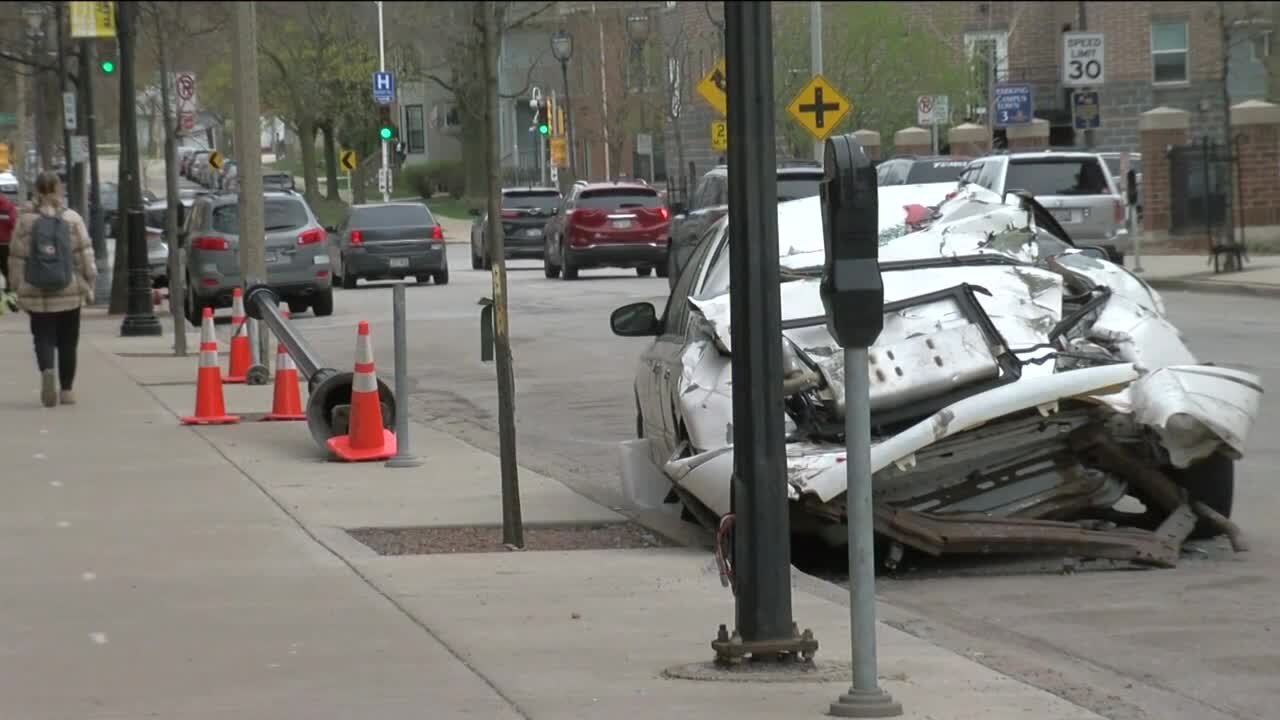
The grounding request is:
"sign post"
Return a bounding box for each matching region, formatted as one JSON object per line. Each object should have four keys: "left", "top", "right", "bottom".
{"left": 916, "top": 95, "right": 949, "bottom": 154}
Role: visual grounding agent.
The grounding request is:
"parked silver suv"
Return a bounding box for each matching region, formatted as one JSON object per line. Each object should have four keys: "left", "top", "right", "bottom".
{"left": 958, "top": 151, "right": 1127, "bottom": 254}
{"left": 181, "top": 191, "right": 334, "bottom": 325}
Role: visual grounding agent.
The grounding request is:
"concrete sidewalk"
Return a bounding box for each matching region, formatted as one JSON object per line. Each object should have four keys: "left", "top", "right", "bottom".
{"left": 1127, "top": 252, "right": 1280, "bottom": 298}
{"left": 0, "top": 308, "right": 1109, "bottom": 719}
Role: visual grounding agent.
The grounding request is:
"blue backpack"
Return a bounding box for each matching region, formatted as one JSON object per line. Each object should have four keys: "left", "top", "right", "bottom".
{"left": 25, "top": 213, "right": 74, "bottom": 291}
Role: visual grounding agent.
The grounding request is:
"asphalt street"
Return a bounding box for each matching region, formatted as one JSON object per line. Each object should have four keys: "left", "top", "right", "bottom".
{"left": 272, "top": 248, "right": 1279, "bottom": 720}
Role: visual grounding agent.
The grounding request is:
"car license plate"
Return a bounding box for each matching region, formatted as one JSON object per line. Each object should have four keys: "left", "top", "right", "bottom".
{"left": 525, "top": 228, "right": 541, "bottom": 237}
{"left": 610, "top": 219, "right": 632, "bottom": 229}
{"left": 389, "top": 257, "right": 409, "bottom": 268}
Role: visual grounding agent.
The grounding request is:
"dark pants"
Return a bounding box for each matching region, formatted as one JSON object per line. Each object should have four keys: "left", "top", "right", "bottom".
{"left": 0, "top": 244, "right": 8, "bottom": 287}
{"left": 29, "top": 308, "right": 81, "bottom": 391}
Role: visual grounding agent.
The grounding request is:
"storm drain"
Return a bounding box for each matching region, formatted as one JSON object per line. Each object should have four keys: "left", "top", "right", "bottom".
{"left": 346, "top": 522, "right": 676, "bottom": 555}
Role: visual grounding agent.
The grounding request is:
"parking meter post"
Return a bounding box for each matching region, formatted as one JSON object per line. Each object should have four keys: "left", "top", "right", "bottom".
{"left": 1127, "top": 170, "right": 1143, "bottom": 273}
{"left": 386, "top": 283, "right": 423, "bottom": 468}
{"left": 821, "top": 133, "right": 902, "bottom": 718}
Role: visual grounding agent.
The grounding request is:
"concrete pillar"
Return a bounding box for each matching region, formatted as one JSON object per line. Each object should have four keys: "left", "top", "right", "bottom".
{"left": 1138, "top": 107, "right": 1191, "bottom": 234}
{"left": 1231, "top": 99, "right": 1280, "bottom": 233}
{"left": 853, "top": 129, "right": 881, "bottom": 162}
{"left": 1006, "top": 118, "right": 1050, "bottom": 151}
{"left": 893, "top": 127, "right": 930, "bottom": 157}
{"left": 947, "top": 123, "right": 989, "bottom": 158}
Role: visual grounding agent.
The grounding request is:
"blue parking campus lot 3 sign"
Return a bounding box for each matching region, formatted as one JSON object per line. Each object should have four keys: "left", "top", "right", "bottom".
{"left": 373, "top": 71, "right": 395, "bottom": 105}
{"left": 993, "top": 83, "right": 1033, "bottom": 128}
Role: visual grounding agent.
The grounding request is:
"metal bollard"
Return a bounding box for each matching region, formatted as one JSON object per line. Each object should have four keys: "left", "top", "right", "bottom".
{"left": 245, "top": 317, "right": 271, "bottom": 385}
{"left": 243, "top": 284, "right": 396, "bottom": 452}
{"left": 386, "top": 283, "right": 422, "bottom": 468}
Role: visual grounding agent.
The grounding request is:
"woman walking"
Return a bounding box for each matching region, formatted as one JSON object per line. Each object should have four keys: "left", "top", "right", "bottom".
{"left": 7, "top": 172, "right": 96, "bottom": 407}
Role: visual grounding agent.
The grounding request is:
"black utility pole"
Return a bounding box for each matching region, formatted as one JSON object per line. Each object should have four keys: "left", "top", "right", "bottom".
{"left": 710, "top": 0, "right": 815, "bottom": 666}
{"left": 55, "top": 2, "right": 75, "bottom": 214}
{"left": 84, "top": 38, "right": 108, "bottom": 305}
{"left": 118, "top": 0, "right": 160, "bottom": 337}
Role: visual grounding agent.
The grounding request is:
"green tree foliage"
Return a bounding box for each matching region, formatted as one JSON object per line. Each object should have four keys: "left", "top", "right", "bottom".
{"left": 772, "top": 3, "right": 976, "bottom": 157}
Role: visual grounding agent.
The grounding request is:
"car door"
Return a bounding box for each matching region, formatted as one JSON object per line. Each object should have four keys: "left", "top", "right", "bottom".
{"left": 644, "top": 225, "right": 721, "bottom": 464}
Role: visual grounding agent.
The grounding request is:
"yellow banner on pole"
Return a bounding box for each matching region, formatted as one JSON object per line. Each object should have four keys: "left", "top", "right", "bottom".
{"left": 70, "top": 1, "right": 117, "bottom": 38}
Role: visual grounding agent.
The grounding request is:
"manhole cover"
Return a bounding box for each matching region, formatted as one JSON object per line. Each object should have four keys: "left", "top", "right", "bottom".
{"left": 662, "top": 660, "right": 850, "bottom": 683}
{"left": 347, "top": 522, "right": 677, "bottom": 555}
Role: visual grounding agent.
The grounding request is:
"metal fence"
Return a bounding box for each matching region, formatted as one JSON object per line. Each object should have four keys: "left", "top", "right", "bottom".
{"left": 1168, "top": 136, "right": 1245, "bottom": 272}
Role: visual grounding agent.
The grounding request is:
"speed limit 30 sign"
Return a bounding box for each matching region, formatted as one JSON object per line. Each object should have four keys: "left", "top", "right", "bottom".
{"left": 1063, "top": 32, "right": 1105, "bottom": 87}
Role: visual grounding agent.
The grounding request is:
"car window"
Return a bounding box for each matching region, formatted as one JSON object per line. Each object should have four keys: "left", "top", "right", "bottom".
{"left": 351, "top": 204, "right": 435, "bottom": 228}
{"left": 777, "top": 175, "right": 822, "bottom": 201}
{"left": 664, "top": 222, "right": 722, "bottom": 335}
{"left": 906, "top": 160, "right": 969, "bottom": 185}
{"left": 576, "top": 188, "right": 662, "bottom": 209}
{"left": 211, "top": 198, "right": 310, "bottom": 234}
{"left": 697, "top": 224, "right": 732, "bottom": 298}
{"left": 976, "top": 160, "right": 1003, "bottom": 190}
{"left": 1005, "top": 158, "right": 1112, "bottom": 196}
{"left": 503, "top": 191, "right": 560, "bottom": 211}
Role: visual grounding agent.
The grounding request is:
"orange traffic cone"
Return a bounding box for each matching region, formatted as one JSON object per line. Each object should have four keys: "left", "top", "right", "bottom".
{"left": 327, "top": 321, "right": 396, "bottom": 461}
{"left": 181, "top": 307, "right": 240, "bottom": 426}
{"left": 262, "top": 306, "right": 306, "bottom": 422}
{"left": 225, "top": 288, "right": 250, "bottom": 384}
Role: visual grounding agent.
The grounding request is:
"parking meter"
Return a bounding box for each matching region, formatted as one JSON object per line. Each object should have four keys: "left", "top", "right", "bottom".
{"left": 820, "top": 133, "right": 884, "bottom": 349}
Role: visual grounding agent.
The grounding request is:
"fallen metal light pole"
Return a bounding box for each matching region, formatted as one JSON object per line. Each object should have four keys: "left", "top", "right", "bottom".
{"left": 244, "top": 284, "right": 396, "bottom": 452}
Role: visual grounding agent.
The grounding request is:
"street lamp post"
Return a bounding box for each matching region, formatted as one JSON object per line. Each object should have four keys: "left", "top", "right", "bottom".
{"left": 376, "top": 0, "right": 389, "bottom": 203}
{"left": 550, "top": 30, "right": 577, "bottom": 178}
{"left": 118, "top": 0, "right": 161, "bottom": 337}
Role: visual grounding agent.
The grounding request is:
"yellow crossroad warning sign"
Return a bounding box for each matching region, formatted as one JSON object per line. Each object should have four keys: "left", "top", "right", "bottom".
{"left": 787, "top": 75, "right": 852, "bottom": 142}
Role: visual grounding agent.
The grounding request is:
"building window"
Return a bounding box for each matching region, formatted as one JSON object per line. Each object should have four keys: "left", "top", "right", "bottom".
{"left": 1252, "top": 31, "right": 1272, "bottom": 62}
{"left": 405, "top": 105, "right": 425, "bottom": 154}
{"left": 1152, "top": 21, "right": 1189, "bottom": 84}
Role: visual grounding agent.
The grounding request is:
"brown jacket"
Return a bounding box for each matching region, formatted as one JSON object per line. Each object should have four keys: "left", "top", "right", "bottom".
{"left": 7, "top": 204, "right": 96, "bottom": 314}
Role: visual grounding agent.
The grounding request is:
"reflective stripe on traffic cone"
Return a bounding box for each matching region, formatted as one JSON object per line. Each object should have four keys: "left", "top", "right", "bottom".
{"left": 225, "top": 287, "right": 250, "bottom": 384}
{"left": 181, "top": 307, "right": 240, "bottom": 425}
{"left": 326, "top": 320, "right": 396, "bottom": 461}
{"left": 262, "top": 306, "right": 306, "bottom": 422}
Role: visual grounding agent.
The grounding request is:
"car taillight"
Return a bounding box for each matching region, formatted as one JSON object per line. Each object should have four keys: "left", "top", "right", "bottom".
{"left": 191, "top": 236, "right": 229, "bottom": 251}
{"left": 657, "top": 207, "right": 670, "bottom": 222}
{"left": 350, "top": 230, "right": 362, "bottom": 246}
{"left": 297, "top": 228, "right": 324, "bottom": 246}
{"left": 432, "top": 225, "right": 443, "bottom": 241}
{"left": 1114, "top": 199, "right": 1124, "bottom": 225}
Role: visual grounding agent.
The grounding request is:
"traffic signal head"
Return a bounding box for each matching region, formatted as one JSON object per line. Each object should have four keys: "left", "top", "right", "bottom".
{"left": 100, "top": 59, "right": 115, "bottom": 74}
{"left": 536, "top": 100, "right": 549, "bottom": 135}
{"left": 378, "top": 104, "right": 394, "bottom": 141}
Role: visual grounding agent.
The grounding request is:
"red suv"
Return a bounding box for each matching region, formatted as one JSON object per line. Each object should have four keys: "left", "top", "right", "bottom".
{"left": 542, "top": 182, "right": 670, "bottom": 280}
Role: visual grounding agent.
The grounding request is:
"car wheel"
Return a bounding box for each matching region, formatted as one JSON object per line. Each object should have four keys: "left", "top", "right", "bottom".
{"left": 635, "top": 267, "right": 653, "bottom": 277}
{"left": 561, "top": 242, "right": 578, "bottom": 281}
{"left": 342, "top": 264, "right": 357, "bottom": 290}
{"left": 434, "top": 269, "right": 449, "bottom": 285}
{"left": 184, "top": 278, "right": 204, "bottom": 327}
{"left": 311, "top": 289, "right": 334, "bottom": 317}
{"left": 287, "top": 299, "right": 308, "bottom": 315}
{"left": 1167, "top": 451, "right": 1234, "bottom": 540}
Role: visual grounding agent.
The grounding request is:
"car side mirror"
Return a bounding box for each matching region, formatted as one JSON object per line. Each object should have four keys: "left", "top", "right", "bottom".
{"left": 610, "top": 302, "right": 661, "bottom": 337}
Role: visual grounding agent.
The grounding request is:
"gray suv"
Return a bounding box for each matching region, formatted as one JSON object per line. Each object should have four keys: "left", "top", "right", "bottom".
{"left": 958, "top": 151, "right": 1127, "bottom": 254}
{"left": 181, "top": 191, "right": 334, "bottom": 325}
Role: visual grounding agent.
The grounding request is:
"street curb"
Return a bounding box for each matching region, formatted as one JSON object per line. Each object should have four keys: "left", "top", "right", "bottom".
{"left": 1145, "top": 277, "right": 1280, "bottom": 299}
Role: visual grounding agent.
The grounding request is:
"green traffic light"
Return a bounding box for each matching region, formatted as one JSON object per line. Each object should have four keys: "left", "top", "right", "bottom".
{"left": 538, "top": 124, "right": 549, "bottom": 135}
{"left": 379, "top": 127, "right": 392, "bottom": 140}
{"left": 100, "top": 60, "right": 115, "bottom": 74}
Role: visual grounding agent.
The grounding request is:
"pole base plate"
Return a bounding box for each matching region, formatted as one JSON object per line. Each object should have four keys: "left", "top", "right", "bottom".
{"left": 828, "top": 688, "right": 902, "bottom": 718}
{"left": 120, "top": 314, "right": 163, "bottom": 337}
{"left": 711, "top": 623, "right": 819, "bottom": 666}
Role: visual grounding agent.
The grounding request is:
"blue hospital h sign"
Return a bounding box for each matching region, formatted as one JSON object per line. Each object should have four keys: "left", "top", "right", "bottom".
{"left": 373, "top": 71, "right": 395, "bottom": 105}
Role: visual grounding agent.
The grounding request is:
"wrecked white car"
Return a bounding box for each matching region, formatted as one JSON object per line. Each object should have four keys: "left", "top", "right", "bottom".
{"left": 613, "top": 186, "right": 1260, "bottom": 568}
